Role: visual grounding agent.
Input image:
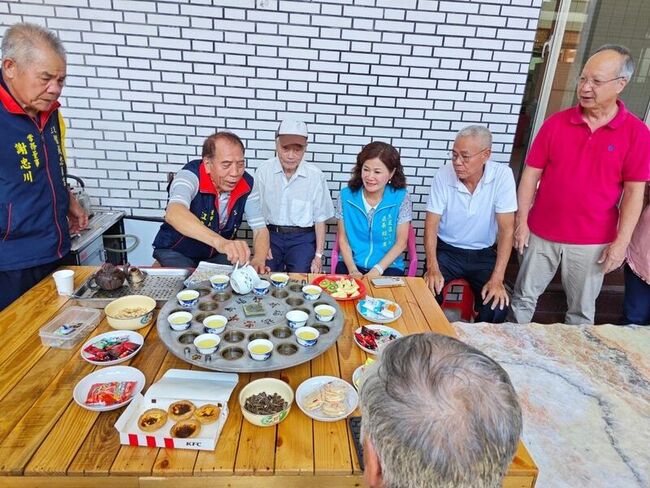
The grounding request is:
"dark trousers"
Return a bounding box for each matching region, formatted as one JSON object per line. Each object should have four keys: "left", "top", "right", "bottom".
{"left": 335, "top": 261, "right": 404, "bottom": 277}
{"left": 435, "top": 239, "right": 508, "bottom": 323}
{"left": 267, "top": 230, "right": 316, "bottom": 273}
{"left": 623, "top": 264, "right": 650, "bottom": 325}
{"left": 0, "top": 259, "right": 63, "bottom": 312}
{"left": 153, "top": 248, "right": 230, "bottom": 268}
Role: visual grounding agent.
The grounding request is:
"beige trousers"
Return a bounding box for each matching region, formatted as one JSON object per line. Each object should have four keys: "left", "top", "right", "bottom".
{"left": 511, "top": 233, "right": 608, "bottom": 325}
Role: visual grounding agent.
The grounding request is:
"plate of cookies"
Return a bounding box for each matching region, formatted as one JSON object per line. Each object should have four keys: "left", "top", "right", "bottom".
{"left": 295, "top": 376, "right": 358, "bottom": 422}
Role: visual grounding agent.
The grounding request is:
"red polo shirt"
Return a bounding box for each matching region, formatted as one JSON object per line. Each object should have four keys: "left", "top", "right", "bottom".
{"left": 527, "top": 100, "right": 650, "bottom": 244}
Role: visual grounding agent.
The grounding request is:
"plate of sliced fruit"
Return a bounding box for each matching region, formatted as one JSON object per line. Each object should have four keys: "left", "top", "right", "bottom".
{"left": 312, "top": 275, "right": 366, "bottom": 301}
{"left": 353, "top": 325, "right": 402, "bottom": 355}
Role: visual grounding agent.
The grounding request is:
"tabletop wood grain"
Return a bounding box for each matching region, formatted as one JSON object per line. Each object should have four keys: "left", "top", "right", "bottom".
{"left": 0, "top": 267, "right": 537, "bottom": 487}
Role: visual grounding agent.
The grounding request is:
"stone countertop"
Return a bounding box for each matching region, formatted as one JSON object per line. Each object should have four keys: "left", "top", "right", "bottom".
{"left": 452, "top": 322, "right": 649, "bottom": 488}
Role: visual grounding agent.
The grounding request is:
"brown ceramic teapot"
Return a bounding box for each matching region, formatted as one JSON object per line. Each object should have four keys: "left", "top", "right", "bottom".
{"left": 93, "top": 262, "right": 126, "bottom": 291}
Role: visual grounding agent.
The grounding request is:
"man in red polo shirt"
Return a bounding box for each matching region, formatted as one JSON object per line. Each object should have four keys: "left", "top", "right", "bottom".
{"left": 511, "top": 44, "right": 650, "bottom": 325}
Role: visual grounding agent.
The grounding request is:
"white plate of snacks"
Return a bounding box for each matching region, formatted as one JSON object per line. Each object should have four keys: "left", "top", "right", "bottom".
{"left": 296, "top": 376, "right": 358, "bottom": 422}
{"left": 73, "top": 365, "right": 145, "bottom": 412}
{"left": 80, "top": 330, "right": 144, "bottom": 366}
{"left": 356, "top": 297, "right": 402, "bottom": 324}
{"left": 352, "top": 366, "right": 364, "bottom": 391}
{"left": 353, "top": 325, "right": 402, "bottom": 355}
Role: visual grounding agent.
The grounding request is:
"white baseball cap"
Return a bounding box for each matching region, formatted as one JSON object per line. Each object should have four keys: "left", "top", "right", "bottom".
{"left": 277, "top": 119, "right": 308, "bottom": 138}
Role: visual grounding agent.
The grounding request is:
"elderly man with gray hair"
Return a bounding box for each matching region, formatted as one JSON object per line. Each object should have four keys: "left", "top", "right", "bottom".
{"left": 424, "top": 125, "right": 517, "bottom": 322}
{"left": 0, "top": 23, "right": 88, "bottom": 311}
{"left": 511, "top": 44, "right": 650, "bottom": 325}
{"left": 360, "top": 333, "right": 522, "bottom": 488}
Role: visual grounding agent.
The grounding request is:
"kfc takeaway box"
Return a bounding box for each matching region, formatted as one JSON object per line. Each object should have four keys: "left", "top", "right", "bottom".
{"left": 115, "top": 369, "right": 238, "bottom": 450}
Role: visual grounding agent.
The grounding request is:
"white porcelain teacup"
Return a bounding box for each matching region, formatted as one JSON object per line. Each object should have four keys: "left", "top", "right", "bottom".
{"left": 203, "top": 314, "right": 227, "bottom": 334}
{"left": 177, "top": 289, "right": 200, "bottom": 308}
{"left": 230, "top": 263, "right": 259, "bottom": 295}
{"left": 270, "top": 272, "right": 289, "bottom": 288}
{"left": 295, "top": 326, "right": 320, "bottom": 347}
{"left": 253, "top": 279, "right": 271, "bottom": 296}
{"left": 302, "top": 285, "right": 322, "bottom": 301}
{"left": 194, "top": 333, "right": 221, "bottom": 355}
{"left": 248, "top": 338, "right": 274, "bottom": 361}
{"left": 286, "top": 309, "right": 309, "bottom": 329}
{"left": 209, "top": 274, "right": 230, "bottom": 291}
{"left": 314, "top": 304, "right": 337, "bottom": 322}
{"left": 168, "top": 311, "right": 193, "bottom": 331}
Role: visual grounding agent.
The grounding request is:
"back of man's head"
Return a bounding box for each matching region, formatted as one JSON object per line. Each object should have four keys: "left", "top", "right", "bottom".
{"left": 360, "top": 333, "right": 522, "bottom": 488}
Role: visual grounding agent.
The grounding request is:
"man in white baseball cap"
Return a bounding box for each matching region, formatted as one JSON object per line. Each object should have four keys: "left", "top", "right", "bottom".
{"left": 254, "top": 118, "right": 334, "bottom": 273}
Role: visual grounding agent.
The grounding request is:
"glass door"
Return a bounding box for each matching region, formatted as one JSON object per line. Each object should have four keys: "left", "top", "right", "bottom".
{"left": 509, "top": 0, "right": 569, "bottom": 181}
{"left": 510, "top": 0, "right": 650, "bottom": 179}
{"left": 545, "top": 0, "right": 650, "bottom": 120}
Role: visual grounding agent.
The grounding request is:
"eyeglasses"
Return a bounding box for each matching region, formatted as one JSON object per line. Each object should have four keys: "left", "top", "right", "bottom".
{"left": 448, "top": 149, "right": 488, "bottom": 163}
{"left": 576, "top": 76, "right": 624, "bottom": 88}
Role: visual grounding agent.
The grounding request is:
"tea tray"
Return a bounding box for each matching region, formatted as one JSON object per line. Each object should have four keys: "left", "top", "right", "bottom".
{"left": 72, "top": 268, "right": 190, "bottom": 308}
{"left": 156, "top": 277, "right": 344, "bottom": 373}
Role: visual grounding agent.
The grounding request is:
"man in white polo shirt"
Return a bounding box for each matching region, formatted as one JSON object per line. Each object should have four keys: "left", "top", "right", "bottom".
{"left": 254, "top": 119, "right": 335, "bottom": 273}
{"left": 424, "top": 125, "right": 517, "bottom": 322}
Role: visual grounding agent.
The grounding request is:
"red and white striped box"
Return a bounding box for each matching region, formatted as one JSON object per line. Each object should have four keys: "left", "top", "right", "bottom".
{"left": 115, "top": 369, "right": 238, "bottom": 451}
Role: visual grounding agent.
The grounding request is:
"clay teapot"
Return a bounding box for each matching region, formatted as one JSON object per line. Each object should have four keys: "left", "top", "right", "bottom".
{"left": 93, "top": 262, "right": 126, "bottom": 291}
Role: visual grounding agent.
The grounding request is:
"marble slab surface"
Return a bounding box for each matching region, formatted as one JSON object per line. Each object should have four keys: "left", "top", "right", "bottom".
{"left": 452, "top": 322, "right": 649, "bottom": 488}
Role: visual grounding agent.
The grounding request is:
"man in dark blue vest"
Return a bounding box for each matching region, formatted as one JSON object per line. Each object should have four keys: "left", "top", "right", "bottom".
{"left": 0, "top": 23, "right": 88, "bottom": 312}
{"left": 153, "top": 132, "right": 270, "bottom": 272}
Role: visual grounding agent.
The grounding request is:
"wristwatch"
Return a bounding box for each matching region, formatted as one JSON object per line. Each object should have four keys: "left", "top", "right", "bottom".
{"left": 315, "top": 252, "right": 323, "bottom": 259}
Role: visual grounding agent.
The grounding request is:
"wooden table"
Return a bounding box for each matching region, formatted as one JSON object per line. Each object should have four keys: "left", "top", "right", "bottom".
{"left": 0, "top": 267, "right": 537, "bottom": 487}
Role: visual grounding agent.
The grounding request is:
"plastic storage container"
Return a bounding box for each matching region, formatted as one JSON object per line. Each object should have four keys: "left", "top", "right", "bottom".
{"left": 39, "top": 306, "right": 102, "bottom": 349}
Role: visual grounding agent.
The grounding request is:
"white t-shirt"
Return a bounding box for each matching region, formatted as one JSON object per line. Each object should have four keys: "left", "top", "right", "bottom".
{"left": 361, "top": 191, "right": 375, "bottom": 214}
{"left": 254, "top": 157, "right": 335, "bottom": 227}
{"left": 425, "top": 160, "right": 517, "bottom": 250}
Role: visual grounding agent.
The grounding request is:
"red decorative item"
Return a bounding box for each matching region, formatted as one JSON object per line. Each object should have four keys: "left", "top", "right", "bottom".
{"left": 354, "top": 326, "right": 379, "bottom": 351}
{"left": 83, "top": 337, "right": 141, "bottom": 362}
{"left": 85, "top": 381, "right": 137, "bottom": 407}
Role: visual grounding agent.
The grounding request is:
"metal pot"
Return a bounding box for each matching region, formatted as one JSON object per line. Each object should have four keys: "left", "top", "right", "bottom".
{"left": 67, "top": 174, "right": 93, "bottom": 217}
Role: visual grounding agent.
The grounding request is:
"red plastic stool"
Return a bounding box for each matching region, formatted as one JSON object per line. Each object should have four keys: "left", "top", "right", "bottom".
{"left": 441, "top": 279, "right": 476, "bottom": 322}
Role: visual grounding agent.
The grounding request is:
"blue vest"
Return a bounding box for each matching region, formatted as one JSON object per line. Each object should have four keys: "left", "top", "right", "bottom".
{"left": 0, "top": 75, "right": 70, "bottom": 272}
{"left": 340, "top": 186, "right": 406, "bottom": 271}
{"left": 153, "top": 159, "right": 253, "bottom": 261}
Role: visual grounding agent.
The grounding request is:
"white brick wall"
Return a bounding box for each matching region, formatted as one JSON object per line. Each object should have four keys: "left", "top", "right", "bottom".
{"left": 1, "top": 0, "right": 541, "bottom": 269}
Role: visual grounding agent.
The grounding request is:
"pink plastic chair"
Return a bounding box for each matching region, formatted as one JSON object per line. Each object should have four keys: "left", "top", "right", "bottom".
{"left": 330, "top": 224, "right": 418, "bottom": 276}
